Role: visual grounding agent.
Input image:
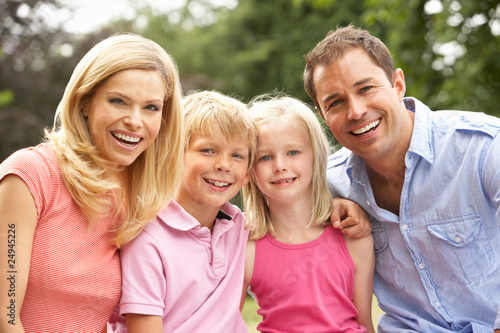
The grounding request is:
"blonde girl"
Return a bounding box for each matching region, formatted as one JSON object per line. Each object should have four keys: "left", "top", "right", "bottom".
{"left": 242, "top": 95, "right": 375, "bottom": 333}
{"left": 0, "top": 33, "right": 184, "bottom": 332}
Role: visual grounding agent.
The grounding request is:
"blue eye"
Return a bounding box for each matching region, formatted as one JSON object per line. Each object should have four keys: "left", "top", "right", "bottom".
{"left": 232, "top": 153, "right": 244, "bottom": 160}
{"left": 360, "top": 86, "right": 373, "bottom": 93}
{"left": 260, "top": 155, "right": 270, "bottom": 161}
{"left": 329, "top": 99, "right": 342, "bottom": 109}
{"left": 109, "top": 98, "right": 124, "bottom": 105}
{"left": 145, "top": 104, "right": 160, "bottom": 111}
{"left": 289, "top": 150, "right": 299, "bottom": 156}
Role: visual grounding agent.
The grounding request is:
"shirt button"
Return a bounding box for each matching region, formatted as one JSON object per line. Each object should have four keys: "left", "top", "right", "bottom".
{"left": 455, "top": 236, "right": 462, "bottom": 243}
{"left": 366, "top": 200, "right": 371, "bottom": 206}
{"left": 418, "top": 263, "right": 425, "bottom": 269}
{"left": 402, "top": 224, "right": 408, "bottom": 231}
{"left": 435, "top": 302, "right": 441, "bottom": 308}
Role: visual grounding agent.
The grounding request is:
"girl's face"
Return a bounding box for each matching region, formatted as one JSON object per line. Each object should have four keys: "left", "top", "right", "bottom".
{"left": 85, "top": 69, "right": 165, "bottom": 168}
{"left": 253, "top": 118, "right": 314, "bottom": 206}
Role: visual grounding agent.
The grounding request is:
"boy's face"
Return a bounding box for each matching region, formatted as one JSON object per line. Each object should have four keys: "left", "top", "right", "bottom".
{"left": 175, "top": 127, "right": 250, "bottom": 219}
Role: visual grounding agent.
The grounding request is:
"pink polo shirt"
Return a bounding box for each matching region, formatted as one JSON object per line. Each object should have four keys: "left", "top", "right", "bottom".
{"left": 117, "top": 200, "right": 249, "bottom": 333}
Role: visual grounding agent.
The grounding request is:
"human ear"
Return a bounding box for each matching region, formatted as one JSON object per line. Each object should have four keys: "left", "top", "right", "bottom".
{"left": 314, "top": 105, "right": 326, "bottom": 120}
{"left": 393, "top": 68, "right": 406, "bottom": 102}
{"left": 82, "top": 103, "right": 89, "bottom": 119}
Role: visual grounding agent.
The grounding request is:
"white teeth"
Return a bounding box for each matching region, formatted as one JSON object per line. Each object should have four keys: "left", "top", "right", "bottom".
{"left": 273, "top": 178, "right": 294, "bottom": 184}
{"left": 113, "top": 132, "right": 141, "bottom": 144}
{"left": 352, "top": 119, "right": 381, "bottom": 135}
{"left": 207, "top": 180, "right": 230, "bottom": 187}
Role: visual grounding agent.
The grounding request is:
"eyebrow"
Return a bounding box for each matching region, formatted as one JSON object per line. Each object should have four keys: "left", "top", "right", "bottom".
{"left": 321, "top": 77, "right": 375, "bottom": 106}
{"left": 107, "top": 91, "right": 164, "bottom": 104}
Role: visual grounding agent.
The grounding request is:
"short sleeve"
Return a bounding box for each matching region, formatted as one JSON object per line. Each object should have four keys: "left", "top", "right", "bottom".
{"left": 0, "top": 146, "right": 53, "bottom": 219}
{"left": 119, "top": 225, "right": 166, "bottom": 317}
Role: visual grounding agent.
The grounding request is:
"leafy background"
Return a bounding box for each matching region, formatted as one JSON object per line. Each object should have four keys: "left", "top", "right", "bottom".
{"left": 1, "top": 0, "right": 499, "bottom": 161}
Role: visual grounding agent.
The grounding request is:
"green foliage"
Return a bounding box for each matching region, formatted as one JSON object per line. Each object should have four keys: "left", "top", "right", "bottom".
{"left": 2, "top": 0, "right": 499, "bottom": 161}
{"left": 242, "top": 295, "right": 260, "bottom": 332}
{"left": 139, "top": 0, "right": 366, "bottom": 103}
{"left": 137, "top": 0, "right": 500, "bottom": 118}
{"left": 0, "top": 90, "right": 14, "bottom": 108}
{"left": 0, "top": 0, "right": 74, "bottom": 161}
{"left": 360, "top": 0, "right": 500, "bottom": 116}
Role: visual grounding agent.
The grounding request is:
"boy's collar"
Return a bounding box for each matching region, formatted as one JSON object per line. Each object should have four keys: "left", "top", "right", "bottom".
{"left": 216, "top": 210, "right": 232, "bottom": 221}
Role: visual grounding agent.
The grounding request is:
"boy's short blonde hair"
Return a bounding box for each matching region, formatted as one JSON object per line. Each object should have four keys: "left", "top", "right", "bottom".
{"left": 182, "top": 91, "right": 257, "bottom": 166}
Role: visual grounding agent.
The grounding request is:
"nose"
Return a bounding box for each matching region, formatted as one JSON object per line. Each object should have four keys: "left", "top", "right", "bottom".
{"left": 123, "top": 107, "right": 143, "bottom": 130}
{"left": 273, "top": 156, "right": 287, "bottom": 173}
{"left": 215, "top": 155, "right": 231, "bottom": 173}
{"left": 347, "top": 97, "right": 367, "bottom": 120}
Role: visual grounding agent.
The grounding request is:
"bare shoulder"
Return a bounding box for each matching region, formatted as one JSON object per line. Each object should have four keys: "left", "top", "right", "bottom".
{"left": 344, "top": 233, "right": 374, "bottom": 264}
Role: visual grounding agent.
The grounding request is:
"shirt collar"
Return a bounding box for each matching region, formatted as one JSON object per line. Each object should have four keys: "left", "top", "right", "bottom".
{"left": 216, "top": 210, "right": 232, "bottom": 221}
{"left": 405, "top": 97, "right": 434, "bottom": 165}
{"left": 158, "top": 200, "right": 236, "bottom": 231}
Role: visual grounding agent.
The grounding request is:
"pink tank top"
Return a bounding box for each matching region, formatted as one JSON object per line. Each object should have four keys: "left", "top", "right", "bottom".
{"left": 251, "top": 224, "right": 367, "bottom": 333}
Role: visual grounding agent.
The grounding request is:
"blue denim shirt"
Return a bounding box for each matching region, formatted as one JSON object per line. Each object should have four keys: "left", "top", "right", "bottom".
{"left": 327, "top": 98, "right": 500, "bottom": 332}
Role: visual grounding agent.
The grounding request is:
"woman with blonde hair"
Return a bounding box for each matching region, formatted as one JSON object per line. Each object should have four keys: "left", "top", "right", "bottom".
{"left": 0, "top": 33, "right": 184, "bottom": 332}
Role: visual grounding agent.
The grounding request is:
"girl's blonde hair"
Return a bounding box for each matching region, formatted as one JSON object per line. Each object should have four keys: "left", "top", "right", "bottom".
{"left": 243, "top": 95, "right": 333, "bottom": 240}
{"left": 45, "top": 33, "right": 184, "bottom": 248}
{"left": 182, "top": 90, "right": 257, "bottom": 166}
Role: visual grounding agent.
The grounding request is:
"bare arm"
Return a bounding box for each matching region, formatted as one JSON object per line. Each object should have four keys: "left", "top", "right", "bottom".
{"left": 126, "top": 314, "right": 163, "bottom": 333}
{"left": 240, "top": 239, "right": 256, "bottom": 311}
{"left": 0, "top": 175, "right": 38, "bottom": 333}
{"left": 345, "top": 233, "right": 375, "bottom": 333}
{"left": 330, "top": 197, "right": 372, "bottom": 238}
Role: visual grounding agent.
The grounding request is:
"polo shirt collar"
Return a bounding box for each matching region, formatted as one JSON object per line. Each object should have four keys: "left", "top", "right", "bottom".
{"left": 158, "top": 200, "right": 236, "bottom": 231}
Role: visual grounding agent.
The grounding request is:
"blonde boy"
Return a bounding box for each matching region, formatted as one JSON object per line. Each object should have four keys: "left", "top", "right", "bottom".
{"left": 114, "top": 91, "right": 256, "bottom": 333}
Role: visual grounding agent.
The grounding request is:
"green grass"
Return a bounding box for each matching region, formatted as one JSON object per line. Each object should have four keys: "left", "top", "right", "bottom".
{"left": 242, "top": 295, "right": 385, "bottom": 332}
{"left": 241, "top": 295, "right": 261, "bottom": 332}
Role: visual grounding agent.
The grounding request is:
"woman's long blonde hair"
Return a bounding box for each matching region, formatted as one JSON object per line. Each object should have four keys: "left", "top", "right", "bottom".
{"left": 45, "top": 33, "right": 184, "bottom": 247}
{"left": 243, "top": 95, "right": 333, "bottom": 240}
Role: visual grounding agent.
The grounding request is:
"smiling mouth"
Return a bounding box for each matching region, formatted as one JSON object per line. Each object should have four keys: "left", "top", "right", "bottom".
{"left": 205, "top": 179, "right": 231, "bottom": 187}
{"left": 112, "top": 132, "right": 142, "bottom": 146}
{"left": 272, "top": 177, "right": 296, "bottom": 184}
{"left": 351, "top": 119, "right": 381, "bottom": 136}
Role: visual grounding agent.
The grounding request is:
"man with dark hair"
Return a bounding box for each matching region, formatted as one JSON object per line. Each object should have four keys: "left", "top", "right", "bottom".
{"left": 304, "top": 24, "right": 500, "bottom": 333}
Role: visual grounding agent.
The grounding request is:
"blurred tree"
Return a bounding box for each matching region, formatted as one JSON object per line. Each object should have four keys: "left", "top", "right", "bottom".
{"left": 361, "top": 0, "right": 500, "bottom": 115}
{"left": 2, "top": 0, "right": 499, "bottom": 161}
{"left": 0, "top": 0, "right": 74, "bottom": 160}
{"left": 139, "top": 0, "right": 366, "bottom": 103}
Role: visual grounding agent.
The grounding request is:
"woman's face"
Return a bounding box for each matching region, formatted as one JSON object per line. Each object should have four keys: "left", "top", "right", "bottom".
{"left": 85, "top": 69, "right": 165, "bottom": 168}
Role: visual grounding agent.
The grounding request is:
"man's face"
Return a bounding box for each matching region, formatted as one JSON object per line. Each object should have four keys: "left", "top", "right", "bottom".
{"left": 313, "top": 48, "right": 411, "bottom": 165}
